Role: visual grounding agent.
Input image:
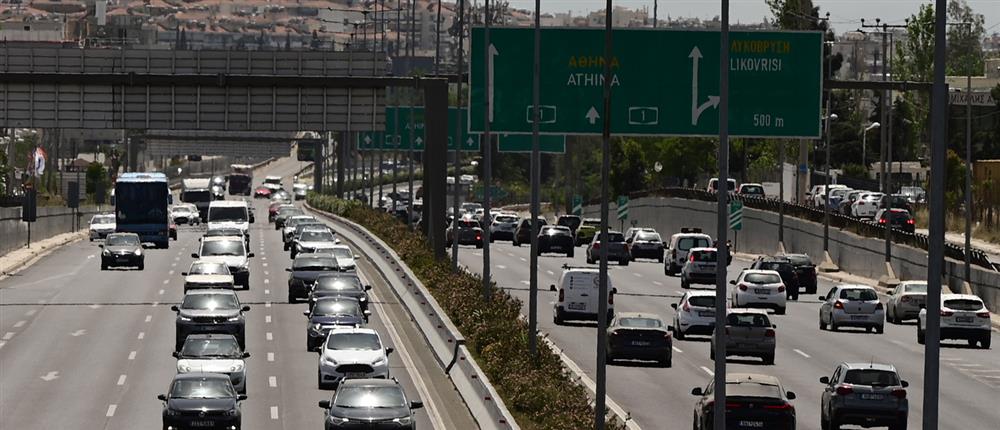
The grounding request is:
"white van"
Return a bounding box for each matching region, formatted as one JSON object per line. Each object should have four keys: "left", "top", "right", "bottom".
{"left": 207, "top": 200, "right": 252, "bottom": 238}
{"left": 552, "top": 268, "right": 616, "bottom": 325}
{"left": 664, "top": 228, "right": 713, "bottom": 276}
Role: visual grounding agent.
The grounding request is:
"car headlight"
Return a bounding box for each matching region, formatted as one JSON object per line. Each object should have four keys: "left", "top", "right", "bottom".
{"left": 372, "top": 357, "right": 386, "bottom": 366}
{"left": 227, "top": 316, "right": 241, "bottom": 322}
{"left": 230, "top": 363, "right": 245, "bottom": 372}
{"left": 329, "top": 416, "right": 349, "bottom": 425}
{"left": 178, "top": 365, "right": 192, "bottom": 373}
{"left": 322, "top": 355, "right": 337, "bottom": 366}
{"left": 134, "top": 249, "right": 142, "bottom": 256}
{"left": 102, "top": 249, "right": 111, "bottom": 256}
{"left": 311, "top": 323, "right": 323, "bottom": 332}
{"left": 165, "top": 409, "right": 181, "bottom": 417}
{"left": 393, "top": 416, "right": 413, "bottom": 425}
{"left": 178, "top": 316, "right": 192, "bottom": 322}
{"left": 226, "top": 408, "right": 239, "bottom": 416}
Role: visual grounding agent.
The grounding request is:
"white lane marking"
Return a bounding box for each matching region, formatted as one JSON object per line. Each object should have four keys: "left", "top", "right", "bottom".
{"left": 87, "top": 255, "right": 95, "bottom": 259}
{"left": 672, "top": 346, "right": 683, "bottom": 353}
{"left": 506, "top": 252, "right": 515, "bottom": 257}
{"left": 262, "top": 263, "right": 268, "bottom": 267}
{"left": 0, "top": 341, "right": 5, "bottom": 349}
{"left": 265, "top": 315, "right": 272, "bottom": 324}
{"left": 952, "top": 363, "right": 983, "bottom": 368}
{"left": 546, "top": 270, "right": 554, "bottom": 275}
{"left": 168, "top": 270, "right": 175, "bottom": 275}
{"left": 519, "top": 257, "right": 527, "bottom": 262}
{"left": 269, "top": 406, "right": 279, "bottom": 420}
{"left": 25, "top": 310, "right": 36, "bottom": 316}
{"left": 137, "top": 332, "right": 145, "bottom": 340}
{"left": 152, "top": 301, "right": 159, "bottom": 307}
{"left": 69, "top": 329, "right": 87, "bottom": 337}
{"left": 267, "top": 352, "right": 275, "bottom": 362}
{"left": 633, "top": 273, "right": 643, "bottom": 278}
{"left": 265, "top": 302, "right": 272, "bottom": 308}
{"left": 261, "top": 257, "right": 267, "bottom": 261}
{"left": 675, "top": 290, "right": 685, "bottom": 295}
{"left": 496, "top": 265, "right": 507, "bottom": 270}
{"left": 106, "top": 404, "right": 117, "bottom": 417}
{"left": 171, "top": 263, "right": 177, "bottom": 267}
{"left": 264, "top": 271, "right": 269, "bottom": 276}
{"left": 264, "top": 279, "right": 270, "bottom": 284}
{"left": 117, "top": 374, "right": 127, "bottom": 386}
{"left": 520, "top": 280, "right": 530, "bottom": 285}
{"left": 162, "top": 279, "right": 169, "bottom": 285}
{"left": 653, "top": 281, "right": 663, "bottom": 286}
{"left": 174, "top": 256, "right": 180, "bottom": 261}
{"left": 158, "top": 289, "right": 165, "bottom": 295}
{"left": 39, "top": 371, "right": 59, "bottom": 381}
{"left": 268, "top": 376, "right": 277, "bottom": 388}
{"left": 144, "top": 315, "right": 152, "bottom": 323}
{"left": 128, "top": 351, "right": 137, "bottom": 360}
{"left": 266, "top": 332, "right": 273, "bottom": 341}
{"left": 265, "top": 289, "right": 270, "bottom": 295}
{"left": 88, "top": 304, "right": 102, "bottom": 310}
{"left": 700, "top": 366, "right": 715, "bottom": 376}
{"left": 794, "top": 349, "right": 811, "bottom": 359}
{"left": 13, "top": 321, "right": 26, "bottom": 328}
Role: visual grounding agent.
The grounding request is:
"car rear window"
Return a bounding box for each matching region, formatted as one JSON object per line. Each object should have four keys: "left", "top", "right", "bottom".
{"left": 496, "top": 215, "right": 518, "bottom": 223}
{"left": 692, "top": 250, "right": 717, "bottom": 262}
{"left": 741, "top": 185, "right": 765, "bottom": 194}
{"left": 785, "top": 255, "right": 812, "bottom": 266}
{"left": 92, "top": 215, "right": 115, "bottom": 224}
{"left": 618, "top": 318, "right": 663, "bottom": 328}
{"left": 944, "top": 299, "right": 984, "bottom": 311}
{"left": 727, "top": 313, "right": 771, "bottom": 327}
{"left": 687, "top": 296, "right": 715, "bottom": 308}
{"left": 744, "top": 273, "right": 780, "bottom": 284}
{"left": 326, "top": 333, "right": 381, "bottom": 351}
{"left": 903, "top": 283, "right": 927, "bottom": 293}
{"left": 678, "top": 237, "right": 710, "bottom": 250}
{"left": 839, "top": 289, "right": 878, "bottom": 301}
{"left": 636, "top": 232, "right": 661, "bottom": 241}
{"left": 182, "top": 294, "right": 239, "bottom": 310}
{"left": 758, "top": 262, "right": 791, "bottom": 271}
{"left": 727, "top": 381, "right": 782, "bottom": 398}
{"left": 843, "top": 369, "right": 900, "bottom": 386}
{"left": 600, "top": 233, "right": 625, "bottom": 242}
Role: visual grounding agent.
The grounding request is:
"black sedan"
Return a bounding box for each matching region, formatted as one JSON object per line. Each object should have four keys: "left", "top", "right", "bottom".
{"left": 606, "top": 312, "right": 672, "bottom": 367}
{"left": 784, "top": 253, "right": 817, "bottom": 294}
{"left": 158, "top": 373, "right": 246, "bottom": 430}
{"left": 749, "top": 256, "right": 800, "bottom": 300}
{"left": 319, "top": 379, "right": 423, "bottom": 430}
{"left": 308, "top": 273, "right": 372, "bottom": 312}
{"left": 877, "top": 208, "right": 916, "bottom": 234}
{"left": 287, "top": 254, "right": 341, "bottom": 303}
{"left": 537, "top": 225, "right": 575, "bottom": 257}
{"left": 100, "top": 233, "right": 144, "bottom": 270}
{"left": 304, "top": 297, "right": 369, "bottom": 351}
{"left": 692, "top": 373, "right": 797, "bottom": 430}
{"left": 628, "top": 230, "right": 664, "bottom": 262}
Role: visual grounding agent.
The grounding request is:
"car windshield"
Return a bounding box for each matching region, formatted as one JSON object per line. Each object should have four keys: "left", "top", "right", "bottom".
{"left": 944, "top": 299, "right": 984, "bottom": 311}
{"left": 678, "top": 237, "right": 710, "bottom": 251}
{"left": 903, "top": 283, "right": 928, "bottom": 293}
{"left": 758, "top": 262, "right": 791, "bottom": 272}
{"left": 458, "top": 220, "right": 479, "bottom": 229}
{"left": 843, "top": 369, "right": 900, "bottom": 387}
{"left": 785, "top": 255, "right": 812, "bottom": 266}
{"left": 106, "top": 235, "right": 139, "bottom": 246}
{"left": 598, "top": 233, "right": 625, "bottom": 242}
{"left": 692, "top": 250, "right": 717, "bottom": 262}
{"left": 91, "top": 215, "right": 115, "bottom": 224}
{"left": 744, "top": 273, "right": 781, "bottom": 284}
{"left": 315, "top": 277, "right": 363, "bottom": 292}
{"left": 334, "top": 386, "right": 406, "bottom": 408}
{"left": 583, "top": 220, "right": 601, "bottom": 227}
{"left": 201, "top": 241, "right": 245, "bottom": 257}
{"left": 840, "top": 289, "right": 878, "bottom": 301}
{"left": 170, "top": 379, "right": 235, "bottom": 399}
{"left": 558, "top": 216, "right": 582, "bottom": 230}
{"left": 618, "top": 317, "right": 663, "bottom": 328}
{"left": 687, "top": 296, "right": 715, "bottom": 308}
{"left": 885, "top": 211, "right": 911, "bottom": 221}
{"left": 327, "top": 333, "right": 381, "bottom": 351}
{"left": 278, "top": 209, "right": 304, "bottom": 217}
{"left": 182, "top": 294, "right": 239, "bottom": 310}
{"left": 300, "top": 231, "right": 335, "bottom": 242}
{"left": 293, "top": 257, "right": 338, "bottom": 270}
{"left": 636, "top": 232, "right": 661, "bottom": 241}
{"left": 206, "top": 229, "right": 242, "bottom": 237}
{"left": 181, "top": 190, "right": 211, "bottom": 203}
{"left": 313, "top": 300, "right": 361, "bottom": 316}
{"left": 330, "top": 248, "right": 353, "bottom": 259}
{"left": 209, "top": 206, "right": 247, "bottom": 222}
{"left": 191, "top": 263, "right": 230, "bottom": 275}
{"left": 171, "top": 207, "right": 193, "bottom": 214}
{"left": 727, "top": 313, "right": 771, "bottom": 327}
{"left": 180, "top": 337, "right": 242, "bottom": 357}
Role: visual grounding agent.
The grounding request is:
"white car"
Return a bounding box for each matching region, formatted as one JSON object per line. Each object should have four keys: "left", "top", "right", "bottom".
{"left": 88, "top": 213, "right": 116, "bottom": 241}
{"left": 207, "top": 200, "right": 251, "bottom": 238}
{"left": 181, "top": 261, "right": 235, "bottom": 293}
{"left": 886, "top": 280, "right": 927, "bottom": 323}
{"left": 291, "top": 229, "right": 340, "bottom": 258}
{"left": 552, "top": 268, "right": 615, "bottom": 325}
{"left": 664, "top": 229, "right": 713, "bottom": 276}
{"left": 193, "top": 236, "right": 253, "bottom": 288}
{"left": 810, "top": 184, "right": 850, "bottom": 207}
{"left": 818, "top": 284, "right": 885, "bottom": 333}
{"left": 174, "top": 333, "right": 249, "bottom": 394}
{"left": 490, "top": 213, "right": 520, "bottom": 242}
{"left": 730, "top": 269, "right": 787, "bottom": 315}
{"left": 851, "top": 192, "right": 883, "bottom": 218}
{"left": 918, "top": 294, "right": 991, "bottom": 348}
{"left": 318, "top": 327, "right": 393, "bottom": 389}
{"left": 170, "top": 204, "right": 201, "bottom": 225}
{"left": 706, "top": 177, "right": 737, "bottom": 193}
{"left": 670, "top": 290, "right": 717, "bottom": 340}
{"left": 328, "top": 244, "right": 358, "bottom": 272}
{"left": 680, "top": 247, "right": 718, "bottom": 289}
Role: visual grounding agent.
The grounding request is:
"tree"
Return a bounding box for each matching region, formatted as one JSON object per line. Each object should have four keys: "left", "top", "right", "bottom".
{"left": 946, "top": 0, "right": 986, "bottom": 76}
{"left": 85, "top": 162, "right": 108, "bottom": 196}
{"left": 895, "top": 5, "right": 936, "bottom": 162}
{"left": 766, "top": 0, "right": 842, "bottom": 78}
{"left": 609, "top": 139, "right": 648, "bottom": 198}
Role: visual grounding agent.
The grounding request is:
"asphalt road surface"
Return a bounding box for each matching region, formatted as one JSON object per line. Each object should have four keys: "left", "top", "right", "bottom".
{"left": 458, "top": 240, "right": 1000, "bottom": 430}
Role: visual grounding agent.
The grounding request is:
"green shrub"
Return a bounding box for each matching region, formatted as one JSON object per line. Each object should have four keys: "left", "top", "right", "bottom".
{"left": 307, "top": 192, "right": 624, "bottom": 430}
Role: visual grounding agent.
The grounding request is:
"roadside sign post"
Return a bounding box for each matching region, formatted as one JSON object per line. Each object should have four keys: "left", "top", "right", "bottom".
{"left": 616, "top": 195, "right": 629, "bottom": 231}
{"left": 729, "top": 200, "right": 743, "bottom": 231}
{"left": 572, "top": 195, "right": 583, "bottom": 216}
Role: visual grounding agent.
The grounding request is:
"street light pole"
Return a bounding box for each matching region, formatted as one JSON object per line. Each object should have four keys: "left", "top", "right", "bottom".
{"left": 863, "top": 122, "right": 880, "bottom": 169}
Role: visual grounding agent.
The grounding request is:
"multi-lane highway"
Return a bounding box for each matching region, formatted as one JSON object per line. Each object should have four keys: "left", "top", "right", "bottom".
{"left": 0, "top": 158, "right": 474, "bottom": 429}
{"left": 457, "top": 240, "right": 1000, "bottom": 430}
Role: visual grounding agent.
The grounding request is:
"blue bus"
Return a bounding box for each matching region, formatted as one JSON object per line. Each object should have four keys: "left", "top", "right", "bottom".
{"left": 115, "top": 172, "right": 172, "bottom": 248}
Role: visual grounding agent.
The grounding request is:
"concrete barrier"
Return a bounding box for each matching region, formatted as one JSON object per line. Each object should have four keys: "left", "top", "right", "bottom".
{"left": 1, "top": 205, "right": 101, "bottom": 256}
{"left": 583, "top": 196, "right": 1000, "bottom": 313}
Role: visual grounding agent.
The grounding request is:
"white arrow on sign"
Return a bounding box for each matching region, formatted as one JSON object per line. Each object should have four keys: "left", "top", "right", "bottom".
{"left": 488, "top": 44, "right": 499, "bottom": 124}
{"left": 689, "top": 46, "right": 720, "bottom": 126}
{"left": 466, "top": 137, "right": 475, "bottom": 146}
{"left": 70, "top": 329, "right": 86, "bottom": 337}
{"left": 414, "top": 137, "right": 423, "bottom": 147}
{"left": 363, "top": 136, "right": 372, "bottom": 144}
{"left": 585, "top": 107, "right": 600, "bottom": 125}
{"left": 40, "top": 371, "right": 60, "bottom": 381}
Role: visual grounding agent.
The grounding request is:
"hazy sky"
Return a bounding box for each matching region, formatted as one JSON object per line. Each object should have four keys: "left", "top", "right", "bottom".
{"left": 505, "top": 1, "right": 1000, "bottom": 34}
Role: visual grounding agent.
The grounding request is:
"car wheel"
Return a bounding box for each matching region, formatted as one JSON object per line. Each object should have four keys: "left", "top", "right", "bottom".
{"left": 709, "top": 346, "right": 716, "bottom": 361}
{"left": 288, "top": 292, "right": 296, "bottom": 303}
{"left": 917, "top": 327, "right": 925, "bottom": 344}
{"left": 674, "top": 325, "right": 685, "bottom": 340}
{"left": 887, "top": 307, "right": 896, "bottom": 324}
{"left": 657, "top": 255, "right": 664, "bottom": 263}
{"left": 661, "top": 355, "right": 672, "bottom": 368}
{"left": 821, "top": 414, "right": 830, "bottom": 430}
{"left": 775, "top": 307, "right": 786, "bottom": 316}
{"left": 889, "top": 417, "right": 907, "bottom": 430}
{"left": 513, "top": 240, "right": 520, "bottom": 247}
{"left": 138, "top": 260, "right": 144, "bottom": 271}
{"left": 553, "top": 309, "right": 564, "bottom": 325}
{"left": 681, "top": 279, "right": 689, "bottom": 289}
{"left": 875, "top": 325, "right": 884, "bottom": 334}
{"left": 829, "top": 318, "right": 838, "bottom": 332}
{"left": 620, "top": 259, "right": 629, "bottom": 266}
{"left": 101, "top": 263, "right": 108, "bottom": 271}
{"left": 476, "top": 242, "right": 483, "bottom": 249}
{"left": 317, "top": 370, "right": 327, "bottom": 390}
{"left": 586, "top": 256, "right": 594, "bottom": 264}
{"left": 89, "top": 237, "right": 94, "bottom": 242}
{"left": 981, "top": 336, "right": 991, "bottom": 349}
{"left": 763, "top": 353, "right": 775, "bottom": 365}
{"left": 567, "top": 249, "right": 574, "bottom": 258}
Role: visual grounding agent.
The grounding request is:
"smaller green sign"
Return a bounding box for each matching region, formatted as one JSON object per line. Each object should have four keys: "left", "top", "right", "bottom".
{"left": 729, "top": 200, "right": 744, "bottom": 231}
{"left": 616, "top": 195, "right": 629, "bottom": 221}
{"left": 572, "top": 195, "right": 583, "bottom": 216}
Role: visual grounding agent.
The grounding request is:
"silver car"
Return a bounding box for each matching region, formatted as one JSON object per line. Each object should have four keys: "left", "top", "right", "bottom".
{"left": 174, "top": 334, "right": 250, "bottom": 394}
{"left": 886, "top": 281, "right": 927, "bottom": 323}
{"left": 710, "top": 309, "right": 776, "bottom": 365}
{"left": 680, "top": 247, "right": 718, "bottom": 289}
{"left": 819, "top": 285, "right": 885, "bottom": 333}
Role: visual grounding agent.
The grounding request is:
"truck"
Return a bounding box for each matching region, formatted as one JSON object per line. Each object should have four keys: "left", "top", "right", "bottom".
{"left": 228, "top": 164, "right": 253, "bottom": 196}
{"left": 115, "top": 172, "right": 171, "bottom": 249}
{"left": 181, "top": 178, "right": 213, "bottom": 220}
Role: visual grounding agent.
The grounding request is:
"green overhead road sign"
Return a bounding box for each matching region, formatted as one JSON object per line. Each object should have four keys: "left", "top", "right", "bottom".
{"left": 496, "top": 134, "right": 567, "bottom": 153}
{"left": 572, "top": 195, "right": 583, "bottom": 216}
{"left": 470, "top": 27, "right": 822, "bottom": 138}
{"left": 729, "top": 200, "right": 744, "bottom": 231}
{"left": 616, "top": 195, "right": 629, "bottom": 221}
{"left": 357, "top": 107, "right": 481, "bottom": 152}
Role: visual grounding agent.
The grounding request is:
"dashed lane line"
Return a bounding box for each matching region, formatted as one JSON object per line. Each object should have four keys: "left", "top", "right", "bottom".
{"left": 13, "top": 320, "right": 25, "bottom": 328}
{"left": 794, "top": 349, "right": 811, "bottom": 359}
{"left": 268, "top": 376, "right": 277, "bottom": 388}
{"left": 3, "top": 332, "right": 14, "bottom": 340}
{"left": 105, "top": 404, "right": 117, "bottom": 417}
{"left": 145, "top": 315, "right": 152, "bottom": 323}
{"left": 700, "top": 366, "right": 714, "bottom": 376}
{"left": 265, "top": 315, "right": 272, "bottom": 324}
{"left": 117, "top": 375, "right": 127, "bottom": 386}
{"left": 270, "top": 406, "right": 279, "bottom": 420}
{"left": 267, "top": 352, "right": 275, "bottom": 362}
{"left": 127, "top": 351, "right": 136, "bottom": 360}
{"left": 672, "top": 346, "right": 683, "bottom": 353}
{"left": 266, "top": 332, "right": 273, "bottom": 341}
{"left": 137, "top": 332, "right": 145, "bottom": 340}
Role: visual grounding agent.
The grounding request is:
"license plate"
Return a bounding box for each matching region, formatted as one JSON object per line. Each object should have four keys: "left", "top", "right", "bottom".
{"left": 551, "top": 246, "right": 563, "bottom": 251}
{"left": 956, "top": 317, "right": 973, "bottom": 323}
{"left": 698, "top": 312, "right": 714, "bottom": 317}
{"left": 860, "top": 393, "right": 885, "bottom": 400}
{"left": 568, "top": 303, "right": 586, "bottom": 310}
{"left": 190, "top": 421, "right": 215, "bottom": 427}
{"left": 738, "top": 421, "right": 764, "bottom": 428}
{"left": 630, "top": 341, "right": 651, "bottom": 346}
{"left": 754, "top": 288, "right": 770, "bottom": 294}
{"left": 345, "top": 372, "right": 367, "bottom": 378}
{"left": 850, "top": 315, "right": 868, "bottom": 320}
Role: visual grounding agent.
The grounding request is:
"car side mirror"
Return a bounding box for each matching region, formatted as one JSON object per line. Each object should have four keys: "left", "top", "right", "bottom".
{"left": 354, "top": 255, "right": 360, "bottom": 260}
{"left": 241, "top": 305, "right": 250, "bottom": 312}
{"left": 302, "top": 311, "right": 311, "bottom": 317}
{"left": 285, "top": 268, "right": 292, "bottom": 272}
{"left": 729, "top": 280, "right": 736, "bottom": 285}
{"left": 772, "top": 324, "right": 777, "bottom": 328}
{"left": 365, "top": 285, "right": 372, "bottom": 291}
{"left": 386, "top": 347, "right": 394, "bottom": 355}
{"left": 172, "top": 351, "right": 179, "bottom": 358}
{"left": 819, "top": 376, "right": 830, "bottom": 384}
{"left": 901, "top": 380, "right": 909, "bottom": 388}
{"left": 247, "top": 253, "right": 254, "bottom": 258}
{"left": 318, "top": 400, "right": 331, "bottom": 409}
{"left": 549, "top": 284, "right": 556, "bottom": 292}
{"left": 180, "top": 272, "right": 188, "bottom": 276}
{"left": 410, "top": 401, "right": 424, "bottom": 410}
{"left": 786, "top": 391, "right": 796, "bottom": 400}
{"left": 191, "top": 253, "right": 199, "bottom": 258}
{"left": 170, "top": 305, "right": 179, "bottom": 312}
{"left": 237, "top": 394, "right": 248, "bottom": 401}
{"left": 243, "top": 352, "right": 251, "bottom": 358}
{"left": 157, "top": 394, "right": 167, "bottom": 401}
{"left": 611, "top": 288, "right": 618, "bottom": 294}
{"left": 364, "top": 310, "right": 372, "bottom": 317}
{"left": 98, "top": 244, "right": 104, "bottom": 248}
{"left": 818, "top": 295, "right": 826, "bottom": 301}
{"left": 670, "top": 303, "right": 678, "bottom": 309}
{"left": 691, "top": 387, "right": 703, "bottom": 396}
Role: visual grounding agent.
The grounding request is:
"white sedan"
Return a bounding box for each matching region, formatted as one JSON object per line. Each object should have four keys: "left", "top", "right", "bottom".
{"left": 729, "top": 270, "right": 787, "bottom": 315}
{"left": 318, "top": 327, "right": 393, "bottom": 389}
{"left": 818, "top": 284, "right": 885, "bottom": 333}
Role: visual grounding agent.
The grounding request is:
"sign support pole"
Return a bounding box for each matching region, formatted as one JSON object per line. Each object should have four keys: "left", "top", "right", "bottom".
{"left": 481, "top": 0, "right": 492, "bottom": 303}
{"left": 527, "top": 0, "right": 541, "bottom": 358}
{"left": 713, "top": 1, "right": 731, "bottom": 429}
{"left": 595, "top": 0, "right": 613, "bottom": 428}
{"left": 452, "top": 0, "right": 466, "bottom": 272}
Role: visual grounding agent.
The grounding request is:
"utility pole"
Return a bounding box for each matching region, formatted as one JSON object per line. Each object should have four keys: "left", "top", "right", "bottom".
{"left": 595, "top": 1, "right": 614, "bottom": 427}
{"left": 452, "top": 0, "right": 466, "bottom": 271}
{"left": 713, "top": 2, "right": 732, "bottom": 429}
{"left": 528, "top": 0, "right": 541, "bottom": 358}
{"left": 481, "top": 0, "right": 493, "bottom": 302}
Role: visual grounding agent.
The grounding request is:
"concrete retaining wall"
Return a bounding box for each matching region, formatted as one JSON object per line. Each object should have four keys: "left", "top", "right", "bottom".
{"left": 1, "top": 205, "right": 101, "bottom": 256}
{"left": 584, "top": 197, "right": 1000, "bottom": 313}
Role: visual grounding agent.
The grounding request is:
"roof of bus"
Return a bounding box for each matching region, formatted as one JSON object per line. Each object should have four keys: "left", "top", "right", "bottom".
{"left": 116, "top": 172, "right": 168, "bottom": 183}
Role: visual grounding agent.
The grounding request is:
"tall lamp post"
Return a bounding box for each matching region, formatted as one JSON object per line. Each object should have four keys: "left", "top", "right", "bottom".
{"left": 822, "top": 112, "right": 838, "bottom": 253}
{"left": 862, "top": 122, "right": 880, "bottom": 170}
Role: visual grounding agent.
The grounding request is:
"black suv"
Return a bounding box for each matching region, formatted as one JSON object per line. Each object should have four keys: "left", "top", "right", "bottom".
{"left": 304, "top": 297, "right": 369, "bottom": 351}
{"left": 158, "top": 373, "right": 246, "bottom": 430}
{"left": 287, "top": 254, "right": 341, "bottom": 303}
{"left": 691, "top": 373, "right": 797, "bottom": 430}
{"left": 783, "top": 253, "right": 817, "bottom": 294}
{"left": 749, "top": 256, "right": 800, "bottom": 300}
{"left": 172, "top": 290, "right": 250, "bottom": 351}
{"left": 319, "top": 378, "right": 423, "bottom": 430}
{"left": 537, "top": 226, "right": 575, "bottom": 257}
{"left": 308, "top": 273, "right": 372, "bottom": 312}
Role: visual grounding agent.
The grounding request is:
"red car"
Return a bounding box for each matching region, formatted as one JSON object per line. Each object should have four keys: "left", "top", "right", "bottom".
{"left": 254, "top": 186, "right": 273, "bottom": 199}
{"left": 269, "top": 202, "right": 294, "bottom": 222}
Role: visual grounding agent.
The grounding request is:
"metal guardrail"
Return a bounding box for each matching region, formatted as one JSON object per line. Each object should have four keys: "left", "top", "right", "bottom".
{"left": 629, "top": 188, "right": 997, "bottom": 272}
{"left": 305, "top": 203, "right": 520, "bottom": 430}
